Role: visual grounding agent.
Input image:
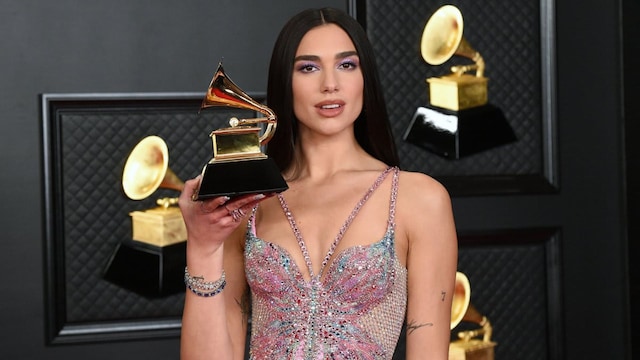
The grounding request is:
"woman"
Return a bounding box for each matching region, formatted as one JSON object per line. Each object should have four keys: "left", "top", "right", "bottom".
{"left": 179, "top": 7, "right": 457, "bottom": 360}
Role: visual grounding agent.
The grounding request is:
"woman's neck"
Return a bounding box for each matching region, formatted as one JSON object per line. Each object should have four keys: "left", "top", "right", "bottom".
{"left": 285, "top": 133, "right": 383, "bottom": 182}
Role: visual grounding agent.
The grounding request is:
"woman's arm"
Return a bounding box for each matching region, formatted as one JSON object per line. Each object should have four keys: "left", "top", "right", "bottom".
{"left": 179, "top": 176, "right": 268, "bottom": 360}
{"left": 400, "top": 173, "right": 458, "bottom": 360}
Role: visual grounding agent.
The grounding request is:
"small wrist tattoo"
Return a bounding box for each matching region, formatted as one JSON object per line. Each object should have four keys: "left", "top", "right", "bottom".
{"left": 441, "top": 291, "right": 446, "bottom": 301}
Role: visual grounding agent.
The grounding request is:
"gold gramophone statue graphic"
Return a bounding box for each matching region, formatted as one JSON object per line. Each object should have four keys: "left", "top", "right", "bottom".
{"left": 449, "top": 272, "right": 497, "bottom": 360}
{"left": 192, "top": 62, "right": 288, "bottom": 200}
{"left": 403, "top": 5, "right": 516, "bottom": 159}
{"left": 103, "top": 135, "right": 187, "bottom": 297}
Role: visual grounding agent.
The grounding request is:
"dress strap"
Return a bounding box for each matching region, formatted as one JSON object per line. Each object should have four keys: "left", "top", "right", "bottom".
{"left": 278, "top": 166, "right": 396, "bottom": 279}
{"left": 388, "top": 166, "right": 399, "bottom": 232}
{"left": 247, "top": 205, "right": 259, "bottom": 236}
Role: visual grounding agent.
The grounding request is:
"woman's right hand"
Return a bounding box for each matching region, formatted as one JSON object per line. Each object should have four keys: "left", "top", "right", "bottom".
{"left": 178, "top": 175, "right": 270, "bottom": 258}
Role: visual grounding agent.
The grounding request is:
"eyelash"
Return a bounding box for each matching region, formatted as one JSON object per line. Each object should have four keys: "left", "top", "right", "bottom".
{"left": 295, "top": 58, "right": 360, "bottom": 73}
{"left": 338, "top": 59, "right": 359, "bottom": 70}
{"left": 297, "top": 63, "right": 318, "bottom": 73}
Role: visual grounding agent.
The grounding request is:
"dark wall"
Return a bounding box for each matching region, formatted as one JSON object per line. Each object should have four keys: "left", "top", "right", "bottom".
{"left": 429, "top": 0, "right": 631, "bottom": 358}
{"left": 0, "top": 0, "right": 632, "bottom": 359}
{"left": 554, "top": 0, "right": 629, "bottom": 357}
{"left": 624, "top": 0, "right": 640, "bottom": 357}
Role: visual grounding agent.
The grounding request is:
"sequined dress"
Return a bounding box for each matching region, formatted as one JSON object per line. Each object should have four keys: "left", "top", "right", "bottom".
{"left": 244, "top": 167, "right": 407, "bottom": 360}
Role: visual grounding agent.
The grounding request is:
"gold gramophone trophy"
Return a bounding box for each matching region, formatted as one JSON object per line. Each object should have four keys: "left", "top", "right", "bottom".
{"left": 403, "top": 5, "right": 516, "bottom": 159}
{"left": 449, "top": 272, "right": 497, "bottom": 360}
{"left": 192, "top": 62, "right": 288, "bottom": 200}
{"left": 103, "top": 135, "right": 187, "bottom": 297}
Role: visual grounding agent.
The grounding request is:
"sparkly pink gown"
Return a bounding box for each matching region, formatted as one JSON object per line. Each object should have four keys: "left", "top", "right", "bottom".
{"left": 245, "top": 167, "right": 407, "bottom": 359}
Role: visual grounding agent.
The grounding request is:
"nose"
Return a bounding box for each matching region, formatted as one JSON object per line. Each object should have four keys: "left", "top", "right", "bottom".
{"left": 321, "top": 70, "right": 339, "bottom": 93}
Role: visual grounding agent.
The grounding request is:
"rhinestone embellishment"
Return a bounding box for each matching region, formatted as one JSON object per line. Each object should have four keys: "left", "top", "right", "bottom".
{"left": 245, "top": 167, "right": 407, "bottom": 359}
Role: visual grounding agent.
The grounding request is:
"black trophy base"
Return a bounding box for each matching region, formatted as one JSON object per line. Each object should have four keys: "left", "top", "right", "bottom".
{"left": 103, "top": 239, "right": 186, "bottom": 298}
{"left": 403, "top": 103, "right": 517, "bottom": 160}
{"left": 194, "top": 157, "right": 288, "bottom": 200}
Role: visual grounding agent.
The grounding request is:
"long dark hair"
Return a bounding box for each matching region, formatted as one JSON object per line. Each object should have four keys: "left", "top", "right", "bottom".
{"left": 265, "top": 7, "right": 399, "bottom": 174}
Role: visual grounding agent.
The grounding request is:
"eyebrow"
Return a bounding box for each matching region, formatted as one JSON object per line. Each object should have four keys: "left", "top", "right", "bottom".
{"left": 294, "top": 51, "right": 358, "bottom": 62}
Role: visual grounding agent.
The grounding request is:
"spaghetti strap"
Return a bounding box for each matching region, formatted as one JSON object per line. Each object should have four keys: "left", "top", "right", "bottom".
{"left": 244, "top": 166, "right": 407, "bottom": 359}
{"left": 387, "top": 166, "right": 399, "bottom": 232}
{"left": 277, "top": 166, "right": 396, "bottom": 279}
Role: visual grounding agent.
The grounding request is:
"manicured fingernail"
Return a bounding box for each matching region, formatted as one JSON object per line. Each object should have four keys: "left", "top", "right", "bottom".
{"left": 254, "top": 194, "right": 265, "bottom": 200}
{"left": 220, "top": 196, "right": 230, "bottom": 203}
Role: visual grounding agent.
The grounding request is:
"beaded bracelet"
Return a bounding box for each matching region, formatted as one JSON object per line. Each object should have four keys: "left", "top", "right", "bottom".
{"left": 184, "top": 267, "right": 226, "bottom": 297}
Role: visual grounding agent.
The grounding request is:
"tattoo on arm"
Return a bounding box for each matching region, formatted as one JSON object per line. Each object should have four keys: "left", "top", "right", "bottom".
{"left": 441, "top": 291, "right": 446, "bottom": 301}
{"left": 406, "top": 320, "right": 433, "bottom": 335}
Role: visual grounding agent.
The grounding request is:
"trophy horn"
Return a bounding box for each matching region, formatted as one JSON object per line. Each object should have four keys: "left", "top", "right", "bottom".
{"left": 200, "top": 62, "right": 277, "bottom": 145}
{"left": 420, "top": 5, "right": 485, "bottom": 77}
{"left": 122, "top": 135, "right": 184, "bottom": 200}
{"left": 451, "top": 271, "right": 472, "bottom": 330}
{"left": 450, "top": 271, "right": 494, "bottom": 342}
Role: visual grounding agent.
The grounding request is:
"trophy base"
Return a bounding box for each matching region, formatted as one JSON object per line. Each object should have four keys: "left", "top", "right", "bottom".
{"left": 427, "top": 74, "right": 488, "bottom": 111}
{"left": 103, "top": 239, "right": 186, "bottom": 298}
{"left": 194, "top": 157, "right": 288, "bottom": 200}
{"left": 403, "top": 103, "right": 516, "bottom": 160}
{"left": 129, "top": 206, "right": 186, "bottom": 247}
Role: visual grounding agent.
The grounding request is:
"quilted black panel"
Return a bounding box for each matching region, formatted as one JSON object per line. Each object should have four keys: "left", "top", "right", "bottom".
{"left": 455, "top": 231, "right": 561, "bottom": 360}
{"left": 50, "top": 96, "right": 256, "bottom": 323}
{"left": 360, "top": 0, "right": 543, "bottom": 177}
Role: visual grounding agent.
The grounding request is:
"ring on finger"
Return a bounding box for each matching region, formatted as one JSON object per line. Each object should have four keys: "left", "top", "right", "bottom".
{"left": 230, "top": 208, "right": 245, "bottom": 222}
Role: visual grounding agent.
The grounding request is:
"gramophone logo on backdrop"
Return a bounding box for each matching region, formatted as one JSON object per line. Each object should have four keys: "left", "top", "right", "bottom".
{"left": 403, "top": 5, "right": 516, "bottom": 159}
{"left": 104, "top": 135, "right": 187, "bottom": 297}
{"left": 449, "top": 272, "right": 497, "bottom": 360}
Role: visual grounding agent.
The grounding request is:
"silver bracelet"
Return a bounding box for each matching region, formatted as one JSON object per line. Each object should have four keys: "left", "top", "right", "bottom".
{"left": 184, "top": 267, "right": 226, "bottom": 297}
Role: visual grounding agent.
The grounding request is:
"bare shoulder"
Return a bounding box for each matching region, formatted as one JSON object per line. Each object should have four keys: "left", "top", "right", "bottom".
{"left": 395, "top": 169, "right": 455, "bottom": 240}
{"left": 395, "top": 169, "right": 457, "bottom": 269}
{"left": 396, "top": 170, "right": 451, "bottom": 210}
